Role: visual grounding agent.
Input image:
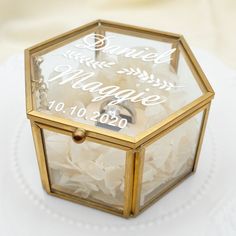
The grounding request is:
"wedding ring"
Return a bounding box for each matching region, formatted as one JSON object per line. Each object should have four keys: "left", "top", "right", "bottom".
{"left": 96, "top": 98, "right": 136, "bottom": 131}
{"left": 100, "top": 99, "right": 136, "bottom": 123}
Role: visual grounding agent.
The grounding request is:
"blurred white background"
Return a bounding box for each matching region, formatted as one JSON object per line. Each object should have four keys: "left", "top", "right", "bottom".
{"left": 1, "top": 1, "right": 236, "bottom": 236}
{"left": 0, "top": 0, "right": 235, "bottom": 69}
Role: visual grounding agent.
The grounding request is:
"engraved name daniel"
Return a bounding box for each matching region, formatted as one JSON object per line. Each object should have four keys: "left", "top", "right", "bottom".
{"left": 49, "top": 33, "right": 181, "bottom": 106}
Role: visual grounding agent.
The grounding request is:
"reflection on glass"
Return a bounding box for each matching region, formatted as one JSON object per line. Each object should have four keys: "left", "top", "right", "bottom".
{"left": 43, "top": 129, "right": 126, "bottom": 210}
{"left": 140, "top": 111, "right": 204, "bottom": 207}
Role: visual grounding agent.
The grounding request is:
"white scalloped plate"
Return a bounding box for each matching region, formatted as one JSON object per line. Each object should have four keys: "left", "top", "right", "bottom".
{"left": 1, "top": 49, "right": 236, "bottom": 236}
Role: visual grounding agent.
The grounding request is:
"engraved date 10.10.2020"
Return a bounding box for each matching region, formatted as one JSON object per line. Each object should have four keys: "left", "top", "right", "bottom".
{"left": 48, "top": 100, "right": 128, "bottom": 129}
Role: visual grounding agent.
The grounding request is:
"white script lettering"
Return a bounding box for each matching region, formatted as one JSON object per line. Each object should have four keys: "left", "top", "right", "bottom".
{"left": 75, "top": 33, "right": 176, "bottom": 65}
{"left": 49, "top": 65, "right": 167, "bottom": 106}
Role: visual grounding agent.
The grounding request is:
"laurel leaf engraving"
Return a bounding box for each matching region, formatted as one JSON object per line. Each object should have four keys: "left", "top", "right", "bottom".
{"left": 116, "top": 67, "right": 184, "bottom": 91}
{"left": 63, "top": 51, "right": 115, "bottom": 69}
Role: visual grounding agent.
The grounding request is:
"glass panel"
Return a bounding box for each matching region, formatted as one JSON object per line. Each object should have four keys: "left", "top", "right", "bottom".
{"left": 31, "top": 24, "right": 205, "bottom": 137}
{"left": 42, "top": 129, "right": 126, "bottom": 210}
{"left": 140, "top": 110, "right": 204, "bottom": 207}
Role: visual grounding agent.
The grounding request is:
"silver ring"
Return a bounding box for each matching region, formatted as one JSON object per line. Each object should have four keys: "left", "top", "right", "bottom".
{"left": 95, "top": 98, "right": 136, "bottom": 131}
{"left": 100, "top": 99, "right": 136, "bottom": 124}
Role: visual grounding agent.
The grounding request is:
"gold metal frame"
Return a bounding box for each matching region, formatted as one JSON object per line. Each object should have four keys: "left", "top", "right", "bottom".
{"left": 25, "top": 19, "right": 214, "bottom": 218}
{"left": 132, "top": 102, "right": 211, "bottom": 215}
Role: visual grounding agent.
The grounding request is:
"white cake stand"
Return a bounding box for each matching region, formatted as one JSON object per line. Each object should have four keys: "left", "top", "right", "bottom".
{"left": 0, "top": 49, "right": 236, "bottom": 236}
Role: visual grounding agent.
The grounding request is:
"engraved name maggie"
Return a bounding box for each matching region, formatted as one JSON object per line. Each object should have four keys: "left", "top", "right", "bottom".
{"left": 49, "top": 65, "right": 167, "bottom": 106}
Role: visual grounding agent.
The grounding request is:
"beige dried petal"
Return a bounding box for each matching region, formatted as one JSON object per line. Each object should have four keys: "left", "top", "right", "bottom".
{"left": 58, "top": 174, "right": 70, "bottom": 185}
{"left": 48, "top": 161, "right": 78, "bottom": 171}
{"left": 119, "top": 180, "right": 125, "bottom": 192}
{"left": 86, "top": 182, "right": 99, "bottom": 192}
{"left": 142, "top": 163, "right": 156, "bottom": 183}
{"left": 70, "top": 174, "right": 94, "bottom": 183}
{"left": 73, "top": 185, "right": 90, "bottom": 198}
{"left": 104, "top": 167, "right": 123, "bottom": 191}
{"left": 96, "top": 180, "right": 112, "bottom": 195}
{"left": 152, "top": 63, "right": 178, "bottom": 83}
{"left": 141, "top": 171, "right": 168, "bottom": 205}
{"left": 146, "top": 137, "right": 172, "bottom": 169}
{"left": 145, "top": 105, "right": 168, "bottom": 129}
{"left": 167, "top": 90, "right": 188, "bottom": 111}
{"left": 163, "top": 136, "right": 192, "bottom": 176}
{"left": 77, "top": 159, "right": 90, "bottom": 171}
{"left": 69, "top": 144, "right": 91, "bottom": 164}
{"left": 145, "top": 103, "right": 167, "bottom": 118}
{"left": 85, "top": 161, "right": 105, "bottom": 180}
{"left": 85, "top": 141, "right": 107, "bottom": 153}
{"left": 45, "top": 134, "right": 70, "bottom": 163}
{"left": 95, "top": 150, "right": 124, "bottom": 168}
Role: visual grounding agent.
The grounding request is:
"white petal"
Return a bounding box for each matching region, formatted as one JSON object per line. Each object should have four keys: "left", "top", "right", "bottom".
{"left": 85, "top": 161, "right": 105, "bottom": 180}
{"left": 45, "top": 133, "right": 70, "bottom": 163}
{"left": 104, "top": 167, "right": 123, "bottom": 191}
{"left": 69, "top": 140, "right": 97, "bottom": 164}
{"left": 95, "top": 150, "right": 125, "bottom": 168}
{"left": 142, "top": 163, "right": 156, "bottom": 183}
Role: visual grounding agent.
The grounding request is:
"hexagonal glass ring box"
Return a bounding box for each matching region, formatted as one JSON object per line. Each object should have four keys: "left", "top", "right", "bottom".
{"left": 25, "top": 20, "right": 215, "bottom": 218}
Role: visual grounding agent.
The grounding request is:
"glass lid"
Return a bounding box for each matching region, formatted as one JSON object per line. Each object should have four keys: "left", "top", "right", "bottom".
{"left": 30, "top": 23, "right": 206, "bottom": 138}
